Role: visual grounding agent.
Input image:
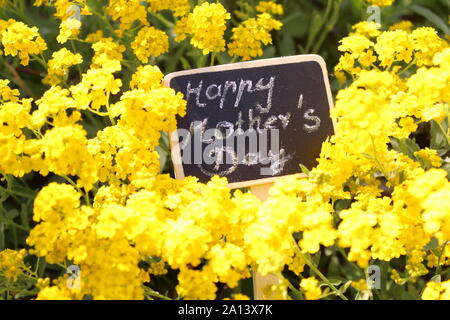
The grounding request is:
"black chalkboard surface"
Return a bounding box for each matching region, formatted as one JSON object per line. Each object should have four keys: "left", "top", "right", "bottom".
{"left": 164, "top": 55, "right": 335, "bottom": 188}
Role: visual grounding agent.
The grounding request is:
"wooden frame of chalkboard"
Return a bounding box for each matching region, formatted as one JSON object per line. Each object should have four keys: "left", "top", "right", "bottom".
{"left": 164, "top": 54, "right": 335, "bottom": 189}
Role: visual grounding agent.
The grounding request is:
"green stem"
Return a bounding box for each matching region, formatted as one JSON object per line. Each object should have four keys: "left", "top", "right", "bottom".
{"left": 105, "top": 91, "right": 116, "bottom": 126}
{"left": 5, "top": 1, "right": 33, "bottom": 25}
{"left": 338, "top": 248, "right": 364, "bottom": 275}
{"left": 31, "top": 54, "right": 47, "bottom": 70}
{"left": 229, "top": 55, "right": 239, "bottom": 64}
{"left": 60, "top": 175, "right": 90, "bottom": 206}
{"left": 143, "top": 286, "right": 172, "bottom": 300}
{"left": 70, "top": 39, "right": 83, "bottom": 80}
{"left": 276, "top": 272, "right": 304, "bottom": 300}
{"left": 0, "top": 185, "right": 34, "bottom": 199}
{"left": 292, "top": 238, "right": 348, "bottom": 300}
{"left": 435, "top": 121, "right": 450, "bottom": 147}
{"left": 85, "top": 188, "right": 91, "bottom": 207}
{"left": 0, "top": 215, "right": 29, "bottom": 231}
{"left": 398, "top": 58, "right": 417, "bottom": 76}
{"left": 435, "top": 241, "right": 448, "bottom": 276}
{"left": 369, "top": 134, "right": 393, "bottom": 185}
{"left": 150, "top": 12, "right": 175, "bottom": 29}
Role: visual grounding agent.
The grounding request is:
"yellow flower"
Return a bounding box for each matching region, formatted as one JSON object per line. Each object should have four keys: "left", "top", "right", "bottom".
{"left": 0, "top": 79, "right": 20, "bottom": 102}
{"left": 367, "top": 0, "right": 395, "bottom": 6}
{"left": 130, "top": 65, "right": 164, "bottom": 91}
{"left": 106, "top": 0, "right": 148, "bottom": 36}
{"left": 228, "top": 13, "right": 282, "bottom": 61}
{"left": 374, "top": 30, "right": 413, "bottom": 67}
{"left": 207, "top": 243, "right": 247, "bottom": 288}
{"left": 256, "top": 1, "right": 284, "bottom": 15}
{"left": 300, "top": 277, "right": 322, "bottom": 300}
{"left": 410, "top": 27, "right": 448, "bottom": 66}
{"left": 57, "top": 18, "right": 81, "bottom": 44}
{"left": 176, "top": 267, "right": 217, "bottom": 300}
{"left": 389, "top": 21, "right": 413, "bottom": 32}
{"left": 175, "top": 2, "right": 230, "bottom": 55}
{"left": 37, "top": 286, "right": 73, "bottom": 300}
{"left": 0, "top": 249, "right": 27, "bottom": 281}
{"left": 414, "top": 148, "right": 442, "bottom": 168}
{"left": 1, "top": 20, "right": 47, "bottom": 65}
{"left": 351, "top": 21, "right": 381, "bottom": 38}
{"left": 390, "top": 269, "right": 405, "bottom": 284}
{"left": 422, "top": 280, "right": 450, "bottom": 300}
{"left": 85, "top": 30, "right": 104, "bottom": 43}
{"left": 351, "top": 279, "right": 369, "bottom": 291}
{"left": 131, "top": 26, "right": 169, "bottom": 63}
{"left": 174, "top": 15, "right": 189, "bottom": 42}
{"left": 43, "top": 48, "right": 83, "bottom": 85}
{"left": 147, "top": 0, "right": 190, "bottom": 17}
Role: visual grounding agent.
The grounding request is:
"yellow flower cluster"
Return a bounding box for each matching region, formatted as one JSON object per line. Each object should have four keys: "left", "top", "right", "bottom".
{"left": 174, "top": 1, "right": 283, "bottom": 59}
{"left": 147, "top": 0, "right": 190, "bottom": 17}
{"left": 0, "top": 79, "right": 19, "bottom": 101}
{"left": 422, "top": 280, "right": 450, "bottom": 300}
{"left": 256, "top": 1, "right": 284, "bottom": 15}
{"left": 0, "top": 19, "right": 47, "bottom": 65}
{"left": 174, "top": 2, "right": 230, "bottom": 55}
{"left": 131, "top": 26, "right": 169, "bottom": 63}
{"left": 228, "top": 13, "right": 282, "bottom": 61}
{"left": 57, "top": 18, "right": 81, "bottom": 44}
{"left": 300, "top": 277, "right": 322, "bottom": 300}
{"left": 34, "top": 0, "right": 90, "bottom": 21}
{"left": 43, "top": 48, "right": 83, "bottom": 86}
{"left": 106, "top": 0, "right": 148, "bottom": 35}
{"left": 336, "top": 24, "right": 448, "bottom": 74}
{"left": 272, "top": 24, "right": 450, "bottom": 276}
{"left": 0, "top": 249, "right": 26, "bottom": 281}
{"left": 367, "top": 0, "right": 395, "bottom": 6}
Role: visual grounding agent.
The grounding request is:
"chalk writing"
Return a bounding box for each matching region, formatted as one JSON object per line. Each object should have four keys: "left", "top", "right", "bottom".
{"left": 166, "top": 58, "right": 335, "bottom": 185}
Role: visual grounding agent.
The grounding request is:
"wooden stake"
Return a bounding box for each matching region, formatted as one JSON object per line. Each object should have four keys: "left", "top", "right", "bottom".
{"left": 250, "top": 183, "right": 281, "bottom": 300}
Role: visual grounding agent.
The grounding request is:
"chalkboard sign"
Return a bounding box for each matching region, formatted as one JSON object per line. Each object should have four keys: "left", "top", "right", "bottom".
{"left": 164, "top": 55, "right": 335, "bottom": 188}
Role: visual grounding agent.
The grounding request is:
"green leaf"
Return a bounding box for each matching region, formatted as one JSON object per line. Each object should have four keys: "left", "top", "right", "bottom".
{"left": 0, "top": 223, "right": 5, "bottom": 251}
{"left": 430, "top": 275, "right": 441, "bottom": 283}
{"left": 355, "top": 290, "right": 371, "bottom": 300}
{"left": 334, "top": 199, "right": 352, "bottom": 213}
{"left": 390, "top": 137, "right": 420, "bottom": 159}
{"left": 20, "top": 203, "right": 30, "bottom": 230}
{"left": 179, "top": 56, "right": 191, "bottom": 70}
{"left": 156, "top": 146, "right": 168, "bottom": 173}
{"left": 282, "top": 12, "right": 308, "bottom": 38}
{"left": 430, "top": 120, "right": 449, "bottom": 155}
{"left": 6, "top": 209, "right": 19, "bottom": 220}
{"left": 279, "top": 35, "right": 296, "bottom": 56}
{"left": 361, "top": 153, "right": 375, "bottom": 160}
{"left": 423, "top": 237, "right": 439, "bottom": 251}
{"left": 391, "top": 283, "right": 405, "bottom": 299}
{"left": 410, "top": 4, "right": 450, "bottom": 35}
{"left": 312, "top": 251, "right": 322, "bottom": 267}
{"left": 404, "top": 138, "right": 421, "bottom": 155}
{"left": 319, "top": 278, "right": 342, "bottom": 288}
{"left": 299, "top": 164, "right": 310, "bottom": 176}
{"left": 442, "top": 160, "right": 450, "bottom": 179}
{"left": 304, "top": 11, "right": 323, "bottom": 53}
{"left": 339, "top": 280, "right": 353, "bottom": 295}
